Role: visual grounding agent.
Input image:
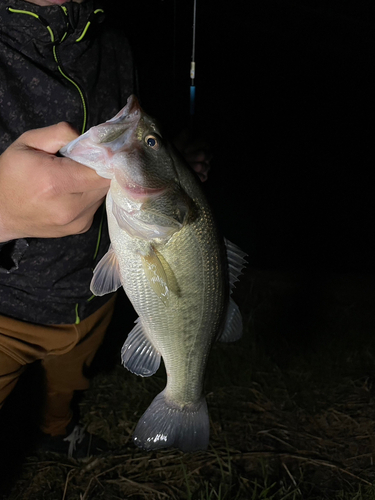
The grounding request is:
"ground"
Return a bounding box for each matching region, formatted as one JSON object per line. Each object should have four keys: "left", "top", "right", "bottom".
{"left": 1, "top": 265, "right": 375, "bottom": 499}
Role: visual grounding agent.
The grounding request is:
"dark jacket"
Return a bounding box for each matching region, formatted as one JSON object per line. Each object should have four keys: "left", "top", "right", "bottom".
{"left": 0, "top": 0, "right": 134, "bottom": 324}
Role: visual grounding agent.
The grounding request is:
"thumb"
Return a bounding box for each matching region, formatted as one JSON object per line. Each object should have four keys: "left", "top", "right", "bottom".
{"left": 17, "top": 122, "right": 80, "bottom": 154}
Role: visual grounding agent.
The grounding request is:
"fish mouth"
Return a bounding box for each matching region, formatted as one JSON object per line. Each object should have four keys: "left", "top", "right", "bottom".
{"left": 113, "top": 146, "right": 168, "bottom": 200}
{"left": 121, "top": 181, "right": 167, "bottom": 201}
{"left": 114, "top": 169, "right": 167, "bottom": 201}
{"left": 88, "top": 95, "right": 142, "bottom": 149}
{"left": 108, "top": 95, "right": 141, "bottom": 122}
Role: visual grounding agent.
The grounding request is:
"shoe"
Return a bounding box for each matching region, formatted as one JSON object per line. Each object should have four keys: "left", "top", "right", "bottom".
{"left": 38, "top": 422, "right": 108, "bottom": 460}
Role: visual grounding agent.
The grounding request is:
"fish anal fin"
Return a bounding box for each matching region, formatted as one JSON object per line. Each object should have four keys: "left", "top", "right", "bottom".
{"left": 218, "top": 297, "right": 243, "bottom": 342}
{"left": 121, "top": 318, "right": 161, "bottom": 377}
{"left": 90, "top": 245, "right": 122, "bottom": 296}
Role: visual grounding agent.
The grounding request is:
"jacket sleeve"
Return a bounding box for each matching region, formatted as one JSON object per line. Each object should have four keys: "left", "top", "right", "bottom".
{"left": 0, "top": 239, "right": 29, "bottom": 273}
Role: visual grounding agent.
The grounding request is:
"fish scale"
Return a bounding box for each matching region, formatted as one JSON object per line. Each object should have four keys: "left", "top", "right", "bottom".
{"left": 113, "top": 217, "right": 221, "bottom": 405}
{"left": 60, "top": 94, "right": 246, "bottom": 452}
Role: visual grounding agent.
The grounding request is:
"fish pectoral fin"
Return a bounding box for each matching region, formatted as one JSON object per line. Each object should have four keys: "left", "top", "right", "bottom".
{"left": 121, "top": 318, "right": 161, "bottom": 377}
{"left": 90, "top": 245, "right": 122, "bottom": 296}
{"left": 218, "top": 297, "right": 243, "bottom": 342}
{"left": 153, "top": 248, "right": 181, "bottom": 297}
{"left": 140, "top": 247, "right": 171, "bottom": 305}
{"left": 225, "top": 238, "right": 248, "bottom": 293}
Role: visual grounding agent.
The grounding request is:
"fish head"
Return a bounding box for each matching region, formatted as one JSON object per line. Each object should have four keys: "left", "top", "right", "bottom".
{"left": 60, "top": 95, "right": 179, "bottom": 201}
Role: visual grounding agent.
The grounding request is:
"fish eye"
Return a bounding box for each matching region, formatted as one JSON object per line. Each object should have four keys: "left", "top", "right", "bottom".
{"left": 145, "top": 134, "right": 159, "bottom": 150}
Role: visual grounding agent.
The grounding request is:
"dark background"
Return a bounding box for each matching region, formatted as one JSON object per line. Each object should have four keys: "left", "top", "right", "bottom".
{"left": 0, "top": 2, "right": 374, "bottom": 493}
{"left": 110, "top": 0, "right": 374, "bottom": 273}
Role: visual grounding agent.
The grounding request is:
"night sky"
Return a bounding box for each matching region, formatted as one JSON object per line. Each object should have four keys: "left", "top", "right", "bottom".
{"left": 108, "top": 0, "right": 374, "bottom": 273}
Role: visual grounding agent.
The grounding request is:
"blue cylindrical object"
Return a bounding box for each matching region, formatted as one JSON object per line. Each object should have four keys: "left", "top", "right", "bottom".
{"left": 190, "top": 85, "right": 196, "bottom": 116}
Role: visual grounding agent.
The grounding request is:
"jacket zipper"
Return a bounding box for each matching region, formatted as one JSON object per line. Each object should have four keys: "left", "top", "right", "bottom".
{"left": 46, "top": 9, "right": 88, "bottom": 323}
{"left": 55, "top": 8, "right": 107, "bottom": 323}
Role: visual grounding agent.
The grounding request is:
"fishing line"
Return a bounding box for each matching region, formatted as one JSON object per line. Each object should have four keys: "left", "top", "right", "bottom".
{"left": 172, "top": 0, "right": 177, "bottom": 118}
{"left": 190, "top": 0, "right": 197, "bottom": 124}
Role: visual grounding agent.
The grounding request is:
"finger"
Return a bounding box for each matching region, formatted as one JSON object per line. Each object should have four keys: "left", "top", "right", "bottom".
{"left": 69, "top": 187, "right": 108, "bottom": 213}
{"left": 185, "top": 150, "right": 213, "bottom": 164}
{"left": 57, "top": 157, "right": 111, "bottom": 193}
{"left": 68, "top": 197, "right": 106, "bottom": 234}
{"left": 49, "top": 191, "right": 106, "bottom": 234}
{"left": 190, "top": 162, "right": 211, "bottom": 174}
{"left": 190, "top": 163, "right": 210, "bottom": 183}
{"left": 18, "top": 122, "right": 80, "bottom": 154}
{"left": 197, "top": 171, "right": 208, "bottom": 182}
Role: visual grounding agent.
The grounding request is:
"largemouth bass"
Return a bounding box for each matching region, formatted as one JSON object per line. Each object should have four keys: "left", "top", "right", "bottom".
{"left": 60, "top": 95, "right": 246, "bottom": 452}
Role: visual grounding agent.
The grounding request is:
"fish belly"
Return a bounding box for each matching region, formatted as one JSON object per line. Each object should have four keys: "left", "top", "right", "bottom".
{"left": 109, "top": 206, "right": 226, "bottom": 405}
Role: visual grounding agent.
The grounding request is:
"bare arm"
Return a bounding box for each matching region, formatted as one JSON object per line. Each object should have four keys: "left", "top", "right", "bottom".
{"left": 0, "top": 122, "right": 110, "bottom": 242}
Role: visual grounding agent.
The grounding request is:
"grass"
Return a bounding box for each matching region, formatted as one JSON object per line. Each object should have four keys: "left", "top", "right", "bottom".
{"left": 1, "top": 267, "right": 375, "bottom": 499}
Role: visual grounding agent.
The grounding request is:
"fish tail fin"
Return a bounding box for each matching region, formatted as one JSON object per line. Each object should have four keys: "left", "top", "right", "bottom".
{"left": 133, "top": 390, "right": 209, "bottom": 452}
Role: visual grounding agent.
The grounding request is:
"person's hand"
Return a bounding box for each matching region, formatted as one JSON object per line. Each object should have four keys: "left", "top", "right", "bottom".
{"left": 174, "top": 128, "right": 212, "bottom": 182}
{"left": 0, "top": 123, "right": 110, "bottom": 242}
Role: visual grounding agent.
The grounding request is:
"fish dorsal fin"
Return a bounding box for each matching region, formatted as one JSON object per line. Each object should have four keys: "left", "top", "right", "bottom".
{"left": 121, "top": 318, "right": 161, "bottom": 377}
{"left": 112, "top": 201, "right": 179, "bottom": 241}
{"left": 140, "top": 246, "right": 171, "bottom": 305}
{"left": 225, "top": 238, "right": 247, "bottom": 293}
{"left": 218, "top": 239, "right": 247, "bottom": 342}
{"left": 90, "top": 245, "right": 122, "bottom": 296}
{"left": 218, "top": 297, "right": 243, "bottom": 342}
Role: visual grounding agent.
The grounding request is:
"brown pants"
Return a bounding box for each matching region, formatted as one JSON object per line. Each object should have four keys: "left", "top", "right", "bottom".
{"left": 0, "top": 296, "right": 116, "bottom": 436}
